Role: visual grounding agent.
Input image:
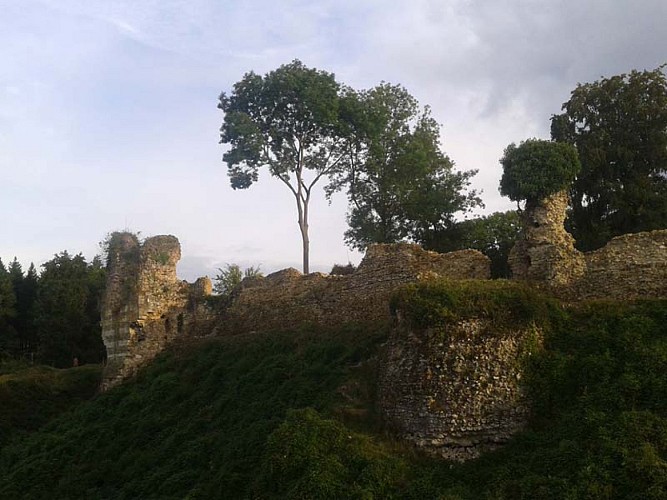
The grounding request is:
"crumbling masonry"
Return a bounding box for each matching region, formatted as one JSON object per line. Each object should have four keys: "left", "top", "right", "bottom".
{"left": 100, "top": 234, "right": 213, "bottom": 390}
{"left": 100, "top": 202, "right": 666, "bottom": 459}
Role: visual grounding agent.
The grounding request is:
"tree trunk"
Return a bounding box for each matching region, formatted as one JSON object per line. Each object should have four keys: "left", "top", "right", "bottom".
{"left": 300, "top": 218, "right": 309, "bottom": 274}
{"left": 294, "top": 173, "right": 310, "bottom": 274}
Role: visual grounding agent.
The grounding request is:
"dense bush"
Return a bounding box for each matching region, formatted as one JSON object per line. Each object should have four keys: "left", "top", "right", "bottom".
{"left": 500, "top": 138, "right": 580, "bottom": 203}
{"left": 0, "top": 363, "right": 101, "bottom": 448}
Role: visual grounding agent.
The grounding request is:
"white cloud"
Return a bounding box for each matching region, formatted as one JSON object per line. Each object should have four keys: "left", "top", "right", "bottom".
{"left": 2, "top": 0, "right": 666, "bottom": 278}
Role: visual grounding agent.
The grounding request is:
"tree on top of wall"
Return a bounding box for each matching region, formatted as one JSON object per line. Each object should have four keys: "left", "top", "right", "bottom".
{"left": 499, "top": 138, "right": 580, "bottom": 208}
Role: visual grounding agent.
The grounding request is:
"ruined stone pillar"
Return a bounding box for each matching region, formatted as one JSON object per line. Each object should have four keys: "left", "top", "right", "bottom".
{"left": 508, "top": 190, "right": 585, "bottom": 287}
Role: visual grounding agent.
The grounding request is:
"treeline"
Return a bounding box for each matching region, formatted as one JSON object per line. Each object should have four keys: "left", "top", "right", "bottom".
{"left": 0, "top": 252, "right": 106, "bottom": 368}
{"left": 220, "top": 64, "right": 667, "bottom": 274}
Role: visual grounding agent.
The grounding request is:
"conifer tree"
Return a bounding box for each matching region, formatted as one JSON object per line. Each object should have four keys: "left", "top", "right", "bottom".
{"left": 0, "top": 258, "right": 18, "bottom": 357}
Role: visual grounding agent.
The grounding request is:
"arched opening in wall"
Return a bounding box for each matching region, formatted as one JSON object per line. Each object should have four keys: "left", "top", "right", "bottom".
{"left": 165, "top": 317, "right": 171, "bottom": 334}
{"left": 177, "top": 313, "right": 184, "bottom": 334}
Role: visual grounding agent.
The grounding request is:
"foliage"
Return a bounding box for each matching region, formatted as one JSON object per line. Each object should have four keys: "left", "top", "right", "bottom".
{"left": 422, "top": 210, "right": 521, "bottom": 278}
{"left": 100, "top": 231, "right": 141, "bottom": 269}
{"left": 34, "top": 252, "right": 106, "bottom": 367}
{"left": 258, "top": 408, "right": 408, "bottom": 499}
{"left": 219, "top": 60, "right": 352, "bottom": 273}
{"left": 390, "top": 279, "right": 560, "bottom": 332}
{"left": 0, "top": 363, "right": 101, "bottom": 449}
{"left": 330, "top": 83, "right": 481, "bottom": 250}
{"left": 10, "top": 262, "right": 38, "bottom": 358}
{"left": 551, "top": 66, "right": 667, "bottom": 251}
{"left": 0, "top": 260, "right": 18, "bottom": 358}
{"left": 330, "top": 263, "right": 356, "bottom": 275}
{"left": 0, "top": 324, "right": 387, "bottom": 499}
{"left": 213, "top": 263, "right": 262, "bottom": 297}
{"left": 499, "top": 138, "right": 580, "bottom": 204}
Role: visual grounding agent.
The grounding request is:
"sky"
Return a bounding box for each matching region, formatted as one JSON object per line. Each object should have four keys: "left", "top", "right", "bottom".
{"left": 2, "top": 0, "right": 666, "bottom": 281}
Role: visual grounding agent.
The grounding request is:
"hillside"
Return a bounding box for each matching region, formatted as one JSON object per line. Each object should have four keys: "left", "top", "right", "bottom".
{"left": 0, "top": 363, "right": 101, "bottom": 449}
{"left": 1, "top": 281, "right": 667, "bottom": 499}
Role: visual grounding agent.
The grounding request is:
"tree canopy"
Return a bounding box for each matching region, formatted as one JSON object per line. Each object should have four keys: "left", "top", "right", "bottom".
{"left": 499, "top": 138, "right": 580, "bottom": 205}
{"left": 551, "top": 66, "right": 667, "bottom": 250}
{"left": 330, "top": 83, "right": 481, "bottom": 250}
{"left": 0, "top": 259, "right": 18, "bottom": 358}
{"left": 219, "top": 60, "right": 351, "bottom": 273}
{"left": 34, "top": 252, "right": 106, "bottom": 367}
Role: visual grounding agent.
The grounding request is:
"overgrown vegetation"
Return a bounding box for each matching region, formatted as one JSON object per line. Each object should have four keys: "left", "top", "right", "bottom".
{"left": 330, "top": 262, "right": 356, "bottom": 275}
{"left": 1, "top": 281, "right": 666, "bottom": 498}
{"left": 499, "top": 138, "right": 580, "bottom": 205}
{"left": 552, "top": 66, "right": 667, "bottom": 251}
{"left": 213, "top": 263, "right": 263, "bottom": 297}
{"left": 0, "top": 362, "right": 102, "bottom": 448}
{"left": 391, "top": 279, "right": 559, "bottom": 332}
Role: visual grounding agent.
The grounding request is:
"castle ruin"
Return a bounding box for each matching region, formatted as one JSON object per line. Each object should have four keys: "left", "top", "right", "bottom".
{"left": 100, "top": 196, "right": 666, "bottom": 459}
{"left": 100, "top": 233, "right": 213, "bottom": 390}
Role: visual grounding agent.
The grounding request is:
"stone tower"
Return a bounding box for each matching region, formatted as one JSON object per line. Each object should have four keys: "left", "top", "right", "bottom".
{"left": 101, "top": 233, "right": 212, "bottom": 390}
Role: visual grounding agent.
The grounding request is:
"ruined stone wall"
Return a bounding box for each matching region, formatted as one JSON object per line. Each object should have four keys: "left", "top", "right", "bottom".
{"left": 567, "top": 230, "right": 667, "bottom": 301}
{"left": 509, "top": 191, "right": 666, "bottom": 301}
{"left": 218, "top": 244, "right": 490, "bottom": 335}
{"left": 378, "top": 318, "right": 540, "bottom": 461}
{"left": 508, "top": 190, "right": 585, "bottom": 286}
{"left": 101, "top": 234, "right": 213, "bottom": 390}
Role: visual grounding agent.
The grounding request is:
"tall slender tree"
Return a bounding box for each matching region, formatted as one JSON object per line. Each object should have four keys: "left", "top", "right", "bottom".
{"left": 219, "top": 60, "right": 352, "bottom": 273}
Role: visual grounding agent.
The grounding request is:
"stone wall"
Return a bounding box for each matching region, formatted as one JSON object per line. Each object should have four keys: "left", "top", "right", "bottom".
{"left": 568, "top": 229, "right": 667, "bottom": 301}
{"left": 509, "top": 191, "right": 667, "bottom": 301}
{"left": 218, "top": 243, "right": 490, "bottom": 335}
{"left": 101, "top": 234, "right": 213, "bottom": 390}
{"left": 378, "top": 317, "right": 540, "bottom": 461}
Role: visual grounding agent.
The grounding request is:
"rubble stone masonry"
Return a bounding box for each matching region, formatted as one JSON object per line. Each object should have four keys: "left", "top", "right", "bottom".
{"left": 100, "top": 234, "right": 213, "bottom": 390}
{"left": 218, "top": 243, "right": 491, "bottom": 335}
{"left": 379, "top": 317, "right": 541, "bottom": 461}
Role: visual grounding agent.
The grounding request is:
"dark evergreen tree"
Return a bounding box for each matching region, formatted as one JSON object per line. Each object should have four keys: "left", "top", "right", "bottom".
{"left": 16, "top": 263, "right": 39, "bottom": 358}
{"left": 0, "top": 258, "right": 18, "bottom": 358}
{"left": 34, "top": 252, "right": 106, "bottom": 367}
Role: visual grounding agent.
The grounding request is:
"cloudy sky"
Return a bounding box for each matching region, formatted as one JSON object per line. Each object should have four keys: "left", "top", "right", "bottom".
{"left": 2, "top": 0, "right": 666, "bottom": 280}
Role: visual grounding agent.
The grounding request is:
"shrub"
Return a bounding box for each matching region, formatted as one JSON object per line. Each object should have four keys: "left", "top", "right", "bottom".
{"left": 499, "top": 139, "right": 580, "bottom": 203}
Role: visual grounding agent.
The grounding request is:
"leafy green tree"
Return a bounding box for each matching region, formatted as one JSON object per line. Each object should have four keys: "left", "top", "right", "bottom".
{"left": 551, "top": 66, "right": 667, "bottom": 250}
{"left": 331, "top": 83, "right": 481, "bottom": 250}
{"left": 219, "top": 60, "right": 352, "bottom": 273}
{"left": 0, "top": 259, "right": 18, "bottom": 358}
{"left": 34, "top": 252, "right": 105, "bottom": 367}
{"left": 499, "top": 138, "right": 580, "bottom": 207}
{"left": 214, "top": 264, "right": 263, "bottom": 297}
{"left": 422, "top": 211, "right": 521, "bottom": 278}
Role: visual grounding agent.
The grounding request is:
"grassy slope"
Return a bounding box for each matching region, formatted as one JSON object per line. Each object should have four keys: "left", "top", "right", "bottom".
{"left": 1, "top": 281, "right": 667, "bottom": 499}
{"left": 0, "top": 362, "right": 101, "bottom": 449}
